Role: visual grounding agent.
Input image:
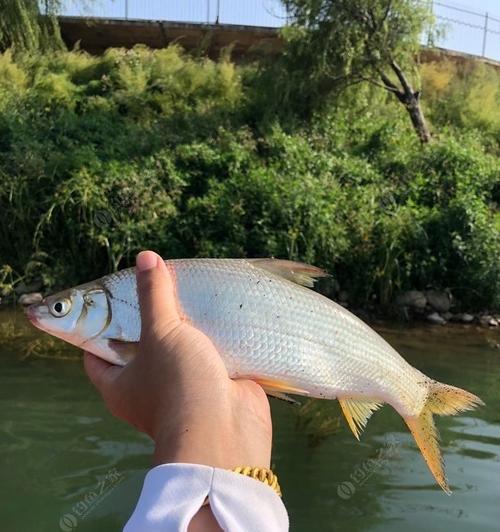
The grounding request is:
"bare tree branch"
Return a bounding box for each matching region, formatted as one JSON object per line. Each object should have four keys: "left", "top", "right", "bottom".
{"left": 377, "top": 69, "right": 403, "bottom": 95}
{"left": 390, "top": 60, "right": 413, "bottom": 94}
{"left": 365, "top": 76, "right": 401, "bottom": 94}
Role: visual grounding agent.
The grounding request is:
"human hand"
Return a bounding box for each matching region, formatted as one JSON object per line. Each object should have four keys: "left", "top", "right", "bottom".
{"left": 83, "top": 251, "right": 273, "bottom": 470}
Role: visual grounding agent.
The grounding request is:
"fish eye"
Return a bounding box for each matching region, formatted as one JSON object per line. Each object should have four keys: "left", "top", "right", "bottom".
{"left": 49, "top": 299, "right": 71, "bottom": 318}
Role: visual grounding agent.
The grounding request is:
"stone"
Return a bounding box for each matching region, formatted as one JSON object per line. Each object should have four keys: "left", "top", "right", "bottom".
{"left": 395, "top": 290, "right": 427, "bottom": 310}
{"left": 425, "top": 290, "right": 451, "bottom": 313}
{"left": 14, "top": 281, "right": 43, "bottom": 296}
{"left": 458, "top": 313, "right": 474, "bottom": 324}
{"left": 18, "top": 292, "right": 43, "bottom": 306}
{"left": 442, "top": 311, "right": 453, "bottom": 321}
{"left": 427, "top": 312, "right": 446, "bottom": 325}
{"left": 479, "top": 315, "right": 498, "bottom": 327}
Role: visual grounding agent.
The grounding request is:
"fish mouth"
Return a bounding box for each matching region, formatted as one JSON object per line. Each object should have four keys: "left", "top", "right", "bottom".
{"left": 25, "top": 304, "right": 41, "bottom": 327}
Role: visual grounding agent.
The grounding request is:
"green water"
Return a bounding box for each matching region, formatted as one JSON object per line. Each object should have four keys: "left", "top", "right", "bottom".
{"left": 1, "top": 309, "right": 499, "bottom": 532}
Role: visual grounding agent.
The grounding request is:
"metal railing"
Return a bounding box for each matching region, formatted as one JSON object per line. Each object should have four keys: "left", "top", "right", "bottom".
{"left": 57, "top": 0, "right": 499, "bottom": 61}
{"left": 430, "top": 1, "right": 500, "bottom": 59}
{"left": 60, "top": 0, "right": 288, "bottom": 28}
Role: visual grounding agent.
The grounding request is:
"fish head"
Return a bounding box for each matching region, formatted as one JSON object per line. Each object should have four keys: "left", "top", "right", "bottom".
{"left": 26, "top": 282, "right": 110, "bottom": 349}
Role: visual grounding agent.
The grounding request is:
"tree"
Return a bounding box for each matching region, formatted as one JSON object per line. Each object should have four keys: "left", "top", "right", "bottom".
{"left": 0, "top": 0, "right": 63, "bottom": 51}
{"left": 281, "top": 0, "right": 433, "bottom": 143}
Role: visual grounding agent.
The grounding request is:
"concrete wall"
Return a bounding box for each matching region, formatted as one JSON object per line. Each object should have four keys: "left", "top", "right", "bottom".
{"left": 59, "top": 17, "right": 281, "bottom": 59}
{"left": 60, "top": 16, "right": 499, "bottom": 70}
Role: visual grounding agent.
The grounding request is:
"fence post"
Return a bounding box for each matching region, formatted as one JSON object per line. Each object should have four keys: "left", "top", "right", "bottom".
{"left": 216, "top": 0, "right": 220, "bottom": 24}
{"left": 482, "top": 12, "right": 488, "bottom": 56}
{"left": 125, "top": 0, "right": 129, "bottom": 20}
{"left": 427, "top": 0, "right": 434, "bottom": 46}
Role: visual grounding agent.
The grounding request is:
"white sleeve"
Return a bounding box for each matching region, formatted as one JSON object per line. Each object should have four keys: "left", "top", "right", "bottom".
{"left": 123, "top": 463, "right": 289, "bottom": 532}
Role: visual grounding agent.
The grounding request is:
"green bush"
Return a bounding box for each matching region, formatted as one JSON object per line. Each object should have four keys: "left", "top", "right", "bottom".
{"left": 0, "top": 47, "right": 498, "bottom": 310}
{"left": 421, "top": 58, "right": 500, "bottom": 148}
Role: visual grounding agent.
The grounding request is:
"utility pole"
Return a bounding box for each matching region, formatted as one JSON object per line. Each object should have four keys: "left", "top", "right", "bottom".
{"left": 482, "top": 12, "right": 488, "bottom": 57}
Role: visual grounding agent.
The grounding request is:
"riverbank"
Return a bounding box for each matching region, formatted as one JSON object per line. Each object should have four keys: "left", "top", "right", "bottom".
{"left": 4, "top": 282, "right": 499, "bottom": 334}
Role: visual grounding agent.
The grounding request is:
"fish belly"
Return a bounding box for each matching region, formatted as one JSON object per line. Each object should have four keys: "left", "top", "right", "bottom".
{"left": 170, "top": 259, "right": 423, "bottom": 414}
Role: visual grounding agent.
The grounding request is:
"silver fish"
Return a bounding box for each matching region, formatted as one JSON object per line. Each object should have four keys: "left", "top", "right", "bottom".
{"left": 26, "top": 258, "right": 483, "bottom": 492}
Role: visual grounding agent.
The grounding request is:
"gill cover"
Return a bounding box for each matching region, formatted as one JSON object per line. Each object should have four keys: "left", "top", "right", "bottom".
{"left": 78, "top": 288, "right": 111, "bottom": 341}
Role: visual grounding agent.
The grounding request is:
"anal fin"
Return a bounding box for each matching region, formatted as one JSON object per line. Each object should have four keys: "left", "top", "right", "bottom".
{"left": 338, "top": 398, "right": 383, "bottom": 440}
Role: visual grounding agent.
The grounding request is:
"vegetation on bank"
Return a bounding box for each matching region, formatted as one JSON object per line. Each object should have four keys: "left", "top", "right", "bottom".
{"left": 0, "top": 46, "right": 498, "bottom": 310}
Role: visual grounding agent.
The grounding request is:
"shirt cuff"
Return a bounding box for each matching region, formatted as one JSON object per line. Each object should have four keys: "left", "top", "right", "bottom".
{"left": 123, "top": 463, "right": 289, "bottom": 532}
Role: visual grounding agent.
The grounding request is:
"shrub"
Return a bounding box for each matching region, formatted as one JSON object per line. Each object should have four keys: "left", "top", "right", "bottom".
{"left": 0, "top": 47, "right": 498, "bottom": 310}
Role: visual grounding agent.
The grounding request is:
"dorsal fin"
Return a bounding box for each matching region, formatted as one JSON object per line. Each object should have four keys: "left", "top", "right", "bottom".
{"left": 338, "top": 398, "right": 383, "bottom": 440}
{"left": 248, "top": 258, "right": 330, "bottom": 287}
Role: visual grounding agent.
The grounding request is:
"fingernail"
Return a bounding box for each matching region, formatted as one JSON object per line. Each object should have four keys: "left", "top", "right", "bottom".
{"left": 136, "top": 251, "right": 158, "bottom": 272}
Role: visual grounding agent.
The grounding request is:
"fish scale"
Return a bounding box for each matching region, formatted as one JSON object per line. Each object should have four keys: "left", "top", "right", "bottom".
{"left": 27, "top": 256, "right": 484, "bottom": 493}
{"left": 133, "top": 259, "right": 424, "bottom": 412}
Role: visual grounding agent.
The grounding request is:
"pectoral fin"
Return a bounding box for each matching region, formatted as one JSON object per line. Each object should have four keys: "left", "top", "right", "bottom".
{"left": 254, "top": 377, "right": 310, "bottom": 402}
{"left": 108, "top": 340, "right": 139, "bottom": 365}
{"left": 265, "top": 391, "right": 301, "bottom": 405}
{"left": 338, "top": 398, "right": 383, "bottom": 440}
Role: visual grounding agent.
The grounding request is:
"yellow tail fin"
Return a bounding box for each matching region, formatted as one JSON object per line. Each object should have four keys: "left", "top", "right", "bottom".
{"left": 405, "top": 381, "right": 484, "bottom": 494}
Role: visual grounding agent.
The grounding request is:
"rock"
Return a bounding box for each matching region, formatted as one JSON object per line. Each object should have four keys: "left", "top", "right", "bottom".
{"left": 457, "top": 313, "right": 474, "bottom": 324}
{"left": 18, "top": 292, "right": 43, "bottom": 306}
{"left": 479, "top": 315, "right": 498, "bottom": 327}
{"left": 425, "top": 290, "right": 451, "bottom": 313}
{"left": 14, "top": 281, "right": 43, "bottom": 296}
{"left": 427, "top": 312, "right": 446, "bottom": 325}
{"left": 442, "top": 311, "right": 453, "bottom": 321}
{"left": 395, "top": 290, "right": 427, "bottom": 310}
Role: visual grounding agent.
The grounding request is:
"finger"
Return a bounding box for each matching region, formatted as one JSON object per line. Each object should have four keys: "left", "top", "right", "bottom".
{"left": 83, "top": 351, "right": 122, "bottom": 393}
{"left": 136, "top": 251, "right": 180, "bottom": 338}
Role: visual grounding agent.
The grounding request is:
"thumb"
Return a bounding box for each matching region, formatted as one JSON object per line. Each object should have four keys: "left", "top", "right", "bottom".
{"left": 136, "top": 251, "right": 181, "bottom": 341}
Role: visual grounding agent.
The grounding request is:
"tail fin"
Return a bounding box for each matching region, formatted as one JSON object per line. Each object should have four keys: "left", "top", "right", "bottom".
{"left": 405, "top": 381, "right": 484, "bottom": 494}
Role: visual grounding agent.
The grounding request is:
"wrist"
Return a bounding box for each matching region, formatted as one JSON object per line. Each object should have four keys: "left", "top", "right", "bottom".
{"left": 152, "top": 415, "right": 271, "bottom": 470}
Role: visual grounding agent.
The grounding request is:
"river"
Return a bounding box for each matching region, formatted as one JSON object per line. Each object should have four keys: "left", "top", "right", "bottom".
{"left": 1, "top": 308, "right": 499, "bottom": 531}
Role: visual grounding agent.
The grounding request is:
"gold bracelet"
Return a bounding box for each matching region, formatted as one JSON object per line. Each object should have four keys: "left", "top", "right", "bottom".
{"left": 232, "top": 466, "right": 282, "bottom": 497}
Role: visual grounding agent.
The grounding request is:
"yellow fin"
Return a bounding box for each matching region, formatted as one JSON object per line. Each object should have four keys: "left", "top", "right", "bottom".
{"left": 338, "top": 398, "right": 383, "bottom": 440}
{"left": 248, "top": 258, "right": 330, "bottom": 287}
{"left": 254, "top": 377, "right": 310, "bottom": 397}
{"left": 405, "top": 380, "right": 483, "bottom": 494}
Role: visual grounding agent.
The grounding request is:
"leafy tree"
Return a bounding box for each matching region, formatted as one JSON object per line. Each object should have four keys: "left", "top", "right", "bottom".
{"left": 281, "top": 0, "right": 433, "bottom": 142}
{"left": 0, "top": 0, "right": 63, "bottom": 51}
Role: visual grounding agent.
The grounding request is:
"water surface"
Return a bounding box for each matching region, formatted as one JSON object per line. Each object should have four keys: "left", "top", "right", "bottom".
{"left": 1, "top": 309, "right": 499, "bottom": 531}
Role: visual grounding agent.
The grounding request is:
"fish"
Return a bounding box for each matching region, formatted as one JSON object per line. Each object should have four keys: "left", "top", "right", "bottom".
{"left": 26, "top": 258, "right": 483, "bottom": 493}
